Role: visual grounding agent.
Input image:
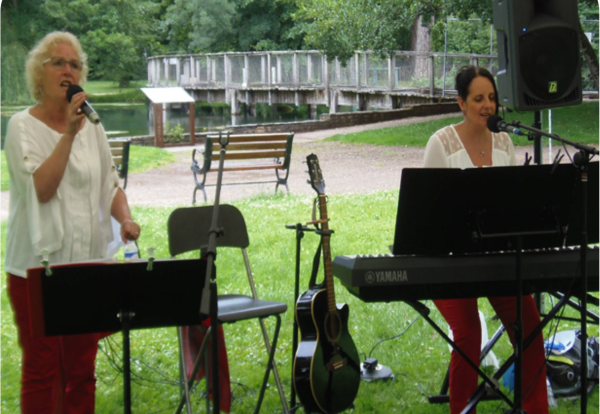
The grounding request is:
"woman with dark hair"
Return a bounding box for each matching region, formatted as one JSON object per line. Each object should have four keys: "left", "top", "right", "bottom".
{"left": 5, "top": 31, "right": 140, "bottom": 413}
{"left": 423, "top": 65, "right": 549, "bottom": 413}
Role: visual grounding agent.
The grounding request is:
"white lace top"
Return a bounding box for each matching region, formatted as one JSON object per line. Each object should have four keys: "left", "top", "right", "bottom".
{"left": 423, "top": 125, "right": 516, "bottom": 168}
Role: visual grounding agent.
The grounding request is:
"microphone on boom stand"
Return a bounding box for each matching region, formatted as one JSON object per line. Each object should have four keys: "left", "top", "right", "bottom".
{"left": 486, "top": 114, "right": 525, "bottom": 136}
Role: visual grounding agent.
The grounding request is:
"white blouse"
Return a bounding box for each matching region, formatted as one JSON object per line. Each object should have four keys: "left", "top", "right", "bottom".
{"left": 4, "top": 108, "right": 120, "bottom": 277}
{"left": 423, "top": 125, "right": 516, "bottom": 169}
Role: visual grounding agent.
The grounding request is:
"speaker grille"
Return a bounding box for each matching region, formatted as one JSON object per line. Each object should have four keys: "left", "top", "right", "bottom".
{"left": 523, "top": 86, "right": 581, "bottom": 108}
{"left": 519, "top": 27, "right": 580, "bottom": 102}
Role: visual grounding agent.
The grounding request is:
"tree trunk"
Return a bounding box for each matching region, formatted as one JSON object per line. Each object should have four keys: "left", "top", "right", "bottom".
{"left": 578, "top": 23, "right": 599, "bottom": 92}
{"left": 411, "top": 15, "right": 434, "bottom": 79}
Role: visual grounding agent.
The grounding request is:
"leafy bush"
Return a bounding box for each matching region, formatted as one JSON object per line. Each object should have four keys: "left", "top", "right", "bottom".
{"left": 164, "top": 122, "right": 186, "bottom": 144}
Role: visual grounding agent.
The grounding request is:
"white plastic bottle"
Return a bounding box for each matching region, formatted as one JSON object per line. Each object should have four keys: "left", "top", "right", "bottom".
{"left": 123, "top": 242, "right": 139, "bottom": 262}
{"left": 546, "top": 377, "right": 557, "bottom": 408}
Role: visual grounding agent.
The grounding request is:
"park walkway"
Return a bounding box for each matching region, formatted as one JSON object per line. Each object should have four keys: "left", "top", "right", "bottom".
{"left": 0, "top": 111, "right": 561, "bottom": 219}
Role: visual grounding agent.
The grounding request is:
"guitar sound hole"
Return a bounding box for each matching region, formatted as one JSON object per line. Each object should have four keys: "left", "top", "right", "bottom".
{"left": 324, "top": 311, "right": 341, "bottom": 343}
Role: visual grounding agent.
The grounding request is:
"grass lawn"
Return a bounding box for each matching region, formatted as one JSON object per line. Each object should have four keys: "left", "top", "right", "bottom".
{"left": 0, "top": 145, "right": 174, "bottom": 192}
{"left": 1, "top": 100, "right": 598, "bottom": 413}
{"left": 1, "top": 193, "right": 599, "bottom": 413}
{"left": 83, "top": 80, "right": 147, "bottom": 95}
{"left": 326, "top": 101, "right": 599, "bottom": 148}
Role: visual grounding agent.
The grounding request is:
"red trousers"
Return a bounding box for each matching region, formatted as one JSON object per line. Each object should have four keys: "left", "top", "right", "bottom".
{"left": 434, "top": 295, "right": 548, "bottom": 414}
{"left": 7, "top": 274, "right": 99, "bottom": 414}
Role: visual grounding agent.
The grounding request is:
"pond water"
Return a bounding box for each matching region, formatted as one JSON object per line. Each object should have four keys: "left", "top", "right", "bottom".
{"left": 1, "top": 102, "right": 335, "bottom": 143}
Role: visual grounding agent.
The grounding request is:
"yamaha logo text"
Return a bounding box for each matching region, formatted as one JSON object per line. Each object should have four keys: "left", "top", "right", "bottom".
{"left": 365, "top": 270, "right": 408, "bottom": 284}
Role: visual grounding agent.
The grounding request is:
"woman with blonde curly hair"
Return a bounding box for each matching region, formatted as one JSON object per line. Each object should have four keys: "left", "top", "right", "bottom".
{"left": 5, "top": 31, "right": 141, "bottom": 413}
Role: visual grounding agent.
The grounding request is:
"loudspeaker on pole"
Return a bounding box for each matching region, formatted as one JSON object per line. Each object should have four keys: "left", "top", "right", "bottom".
{"left": 493, "top": 0, "right": 582, "bottom": 111}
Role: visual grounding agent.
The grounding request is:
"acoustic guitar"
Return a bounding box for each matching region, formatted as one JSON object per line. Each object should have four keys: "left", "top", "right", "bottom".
{"left": 293, "top": 153, "right": 361, "bottom": 413}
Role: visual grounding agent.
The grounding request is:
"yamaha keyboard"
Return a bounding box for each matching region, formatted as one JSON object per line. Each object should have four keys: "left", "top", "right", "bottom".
{"left": 332, "top": 247, "right": 599, "bottom": 302}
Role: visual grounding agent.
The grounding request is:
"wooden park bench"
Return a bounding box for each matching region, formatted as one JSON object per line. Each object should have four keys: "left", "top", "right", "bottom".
{"left": 191, "top": 132, "right": 294, "bottom": 203}
{"left": 108, "top": 138, "right": 131, "bottom": 190}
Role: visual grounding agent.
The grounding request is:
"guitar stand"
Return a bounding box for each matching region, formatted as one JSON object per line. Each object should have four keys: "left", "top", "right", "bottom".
{"left": 284, "top": 222, "right": 338, "bottom": 412}
{"left": 285, "top": 223, "right": 318, "bottom": 411}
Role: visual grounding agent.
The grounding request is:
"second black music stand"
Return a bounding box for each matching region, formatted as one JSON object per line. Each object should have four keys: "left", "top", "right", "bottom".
{"left": 28, "top": 258, "right": 208, "bottom": 414}
{"left": 393, "top": 163, "right": 579, "bottom": 256}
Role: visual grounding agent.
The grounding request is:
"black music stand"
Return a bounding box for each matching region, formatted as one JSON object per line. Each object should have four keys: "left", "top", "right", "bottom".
{"left": 393, "top": 163, "right": 579, "bottom": 256}
{"left": 393, "top": 163, "right": 583, "bottom": 413}
{"left": 28, "top": 259, "right": 208, "bottom": 414}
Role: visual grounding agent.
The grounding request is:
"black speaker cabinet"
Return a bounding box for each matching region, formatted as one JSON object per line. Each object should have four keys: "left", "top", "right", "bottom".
{"left": 493, "top": 0, "right": 582, "bottom": 111}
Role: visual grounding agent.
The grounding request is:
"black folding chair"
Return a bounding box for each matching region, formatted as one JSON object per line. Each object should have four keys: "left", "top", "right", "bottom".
{"left": 168, "top": 204, "right": 288, "bottom": 414}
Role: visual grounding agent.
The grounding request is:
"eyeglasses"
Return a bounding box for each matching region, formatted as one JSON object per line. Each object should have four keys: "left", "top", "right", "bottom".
{"left": 42, "top": 57, "right": 84, "bottom": 72}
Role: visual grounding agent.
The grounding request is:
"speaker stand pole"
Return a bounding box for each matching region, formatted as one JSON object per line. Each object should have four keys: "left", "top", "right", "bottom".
{"left": 575, "top": 150, "right": 590, "bottom": 414}
{"left": 532, "top": 111, "right": 543, "bottom": 165}
{"left": 531, "top": 110, "right": 544, "bottom": 312}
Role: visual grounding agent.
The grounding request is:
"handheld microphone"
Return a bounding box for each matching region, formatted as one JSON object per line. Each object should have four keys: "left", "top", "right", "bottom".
{"left": 487, "top": 114, "right": 523, "bottom": 136}
{"left": 66, "top": 85, "right": 100, "bottom": 125}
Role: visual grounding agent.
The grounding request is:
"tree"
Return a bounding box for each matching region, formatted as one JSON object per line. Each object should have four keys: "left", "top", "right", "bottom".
{"left": 237, "top": 0, "right": 303, "bottom": 51}
{"left": 578, "top": 1, "right": 599, "bottom": 92}
{"left": 163, "top": 0, "right": 238, "bottom": 52}
{"left": 294, "top": 0, "right": 598, "bottom": 89}
{"left": 293, "top": 0, "right": 414, "bottom": 62}
{"left": 1, "top": 0, "right": 55, "bottom": 103}
{"left": 38, "top": 0, "right": 163, "bottom": 86}
{"left": 163, "top": 0, "right": 303, "bottom": 53}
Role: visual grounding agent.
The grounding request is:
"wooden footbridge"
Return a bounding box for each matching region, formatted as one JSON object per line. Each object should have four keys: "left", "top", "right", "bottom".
{"left": 146, "top": 51, "right": 498, "bottom": 115}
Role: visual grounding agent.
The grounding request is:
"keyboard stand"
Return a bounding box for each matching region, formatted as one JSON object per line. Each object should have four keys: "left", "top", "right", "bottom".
{"left": 429, "top": 324, "right": 506, "bottom": 404}
{"left": 431, "top": 288, "right": 600, "bottom": 407}
{"left": 411, "top": 289, "right": 578, "bottom": 413}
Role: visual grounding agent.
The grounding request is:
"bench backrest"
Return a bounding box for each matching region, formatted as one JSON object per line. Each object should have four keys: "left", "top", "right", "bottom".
{"left": 204, "top": 132, "right": 294, "bottom": 169}
{"left": 108, "top": 139, "right": 131, "bottom": 189}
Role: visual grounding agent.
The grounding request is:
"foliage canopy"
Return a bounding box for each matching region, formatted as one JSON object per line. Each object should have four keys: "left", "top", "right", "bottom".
{"left": 1, "top": 0, "right": 598, "bottom": 103}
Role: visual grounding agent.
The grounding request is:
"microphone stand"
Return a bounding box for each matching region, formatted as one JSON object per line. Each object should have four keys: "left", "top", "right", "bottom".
{"left": 199, "top": 131, "right": 230, "bottom": 414}
{"left": 529, "top": 111, "right": 544, "bottom": 313}
{"left": 530, "top": 111, "right": 543, "bottom": 165}
{"left": 510, "top": 121, "right": 599, "bottom": 157}
{"left": 510, "top": 121, "right": 597, "bottom": 414}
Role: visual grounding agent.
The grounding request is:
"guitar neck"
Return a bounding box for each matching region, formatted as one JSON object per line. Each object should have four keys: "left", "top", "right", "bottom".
{"left": 318, "top": 194, "right": 336, "bottom": 314}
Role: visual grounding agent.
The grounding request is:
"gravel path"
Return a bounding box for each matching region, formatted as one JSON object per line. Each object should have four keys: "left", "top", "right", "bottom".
{"left": 0, "top": 111, "right": 551, "bottom": 219}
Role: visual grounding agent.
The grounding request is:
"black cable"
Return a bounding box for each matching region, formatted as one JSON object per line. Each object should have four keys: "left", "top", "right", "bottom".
{"left": 97, "top": 335, "right": 179, "bottom": 388}
{"left": 230, "top": 381, "right": 256, "bottom": 406}
{"left": 367, "top": 313, "right": 421, "bottom": 359}
{"left": 98, "top": 335, "right": 260, "bottom": 410}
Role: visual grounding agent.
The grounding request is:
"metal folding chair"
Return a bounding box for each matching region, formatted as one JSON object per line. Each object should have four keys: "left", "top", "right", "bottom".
{"left": 168, "top": 204, "right": 288, "bottom": 414}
